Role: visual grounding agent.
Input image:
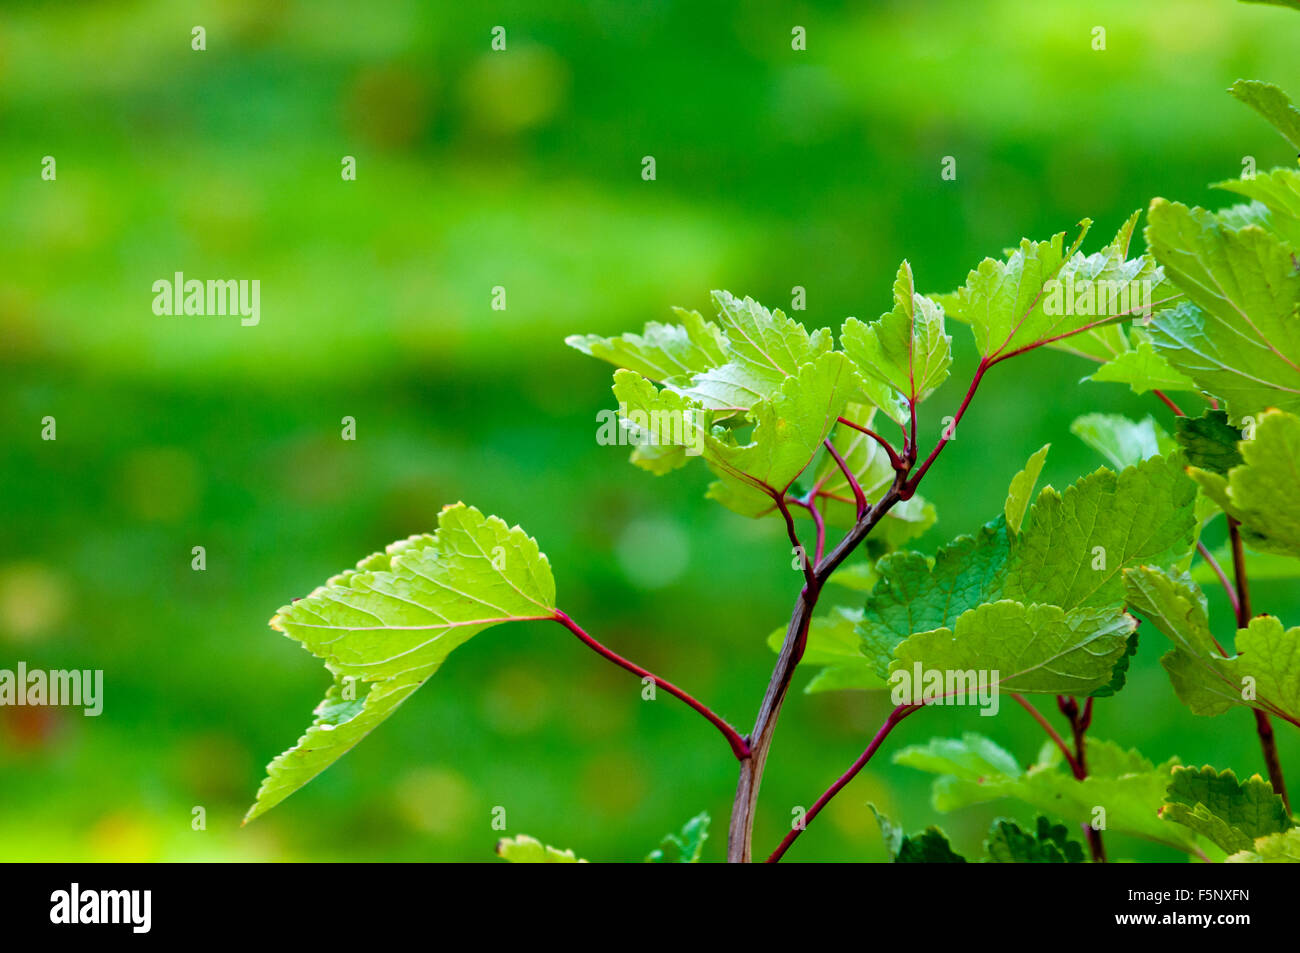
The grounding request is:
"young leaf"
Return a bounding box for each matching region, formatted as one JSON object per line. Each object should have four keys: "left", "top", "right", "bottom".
{"left": 1161, "top": 766, "right": 1292, "bottom": 854}
{"left": 1125, "top": 565, "right": 1300, "bottom": 724}
{"left": 496, "top": 835, "right": 586, "bottom": 863}
{"left": 888, "top": 601, "right": 1138, "bottom": 697}
{"left": 686, "top": 291, "right": 833, "bottom": 410}
{"left": 1188, "top": 409, "right": 1300, "bottom": 557}
{"left": 871, "top": 806, "right": 967, "bottom": 863}
{"left": 1229, "top": 79, "right": 1300, "bottom": 155}
{"left": 246, "top": 504, "right": 557, "bottom": 823}
{"left": 1173, "top": 410, "right": 1244, "bottom": 475}
{"left": 894, "top": 733, "right": 1200, "bottom": 853}
{"left": 984, "top": 816, "right": 1085, "bottom": 863}
{"left": 645, "top": 812, "right": 710, "bottom": 863}
{"left": 1145, "top": 200, "right": 1300, "bottom": 424}
{"left": 611, "top": 351, "right": 852, "bottom": 518}
{"left": 1004, "top": 443, "right": 1050, "bottom": 535}
{"left": 941, "top": 217, "right": 1172, "bottom": 362}
{"left": 704, "top": 352, "right": 853, "bottom": 517}
{"left": 841, "top": 261, "right": 951, "bottom": 424}
{"left": 1070, "top": 413, "right": 1171, "bottom": 470}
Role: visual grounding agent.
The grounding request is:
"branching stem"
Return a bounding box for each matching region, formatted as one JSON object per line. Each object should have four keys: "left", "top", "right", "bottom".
{"left": 1058, "top": 695, "right": 1106, "bottom": 862}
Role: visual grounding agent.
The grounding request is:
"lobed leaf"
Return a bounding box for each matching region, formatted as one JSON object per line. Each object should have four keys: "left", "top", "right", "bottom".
{"left": 246, "top": 504, "right": 557, "bottom": 823}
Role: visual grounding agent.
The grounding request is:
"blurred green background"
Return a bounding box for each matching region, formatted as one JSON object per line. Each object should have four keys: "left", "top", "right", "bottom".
{"left": 2, "top": 0, "right": 1298, "bottom": 862}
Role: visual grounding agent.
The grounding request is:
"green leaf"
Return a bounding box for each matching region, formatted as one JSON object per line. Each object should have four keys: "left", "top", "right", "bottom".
{"left": 1226, "top": 827, "right": 1300, "bottom": 863}
{"left": 1004, "top": 444, "right": 1050, "bottom": 535}
{"left": 686, "top": 291, "right": 833, "bottom": 410}
{"left": 1125, "top": 565, "right": 1300, "bottom": 723}
{"left": 1145, "top": 199, "right": 1300, "bottom": 424}
{"left": 825, "top": 559, "right": 879, "bottom": 592}
{"left": 1070, "top": 413, "right": 1171, "bottom": 470}
{"left": 1173, "top": 410, "right": 1244, "bottom": 475}
{"left": 888, "top": 601, "right": 1138, "bottom": 698}
{"left": 1188, "top": 409, "right": 1300, "bottom": 557}
{"left": 941, "top": 217, "right": 1173, "bottom": 361}
{"left": 1007, "top": 453, "right": 1197, "bottom": 611}
{"left": 768, "top": 606, "right": 886, "bottom": 694}
{"left": 894, "top": 734, "right": 1200, "bottom": 853}
{"left": 858, "top": 518, "right": 1011, "bottom": 677}
{"left": 841, "top": 261, "right": 951, "bottom": 424}
{"left": 646, "top": 812, "right": 710, "bottom": 863}
{"left": 1215, "top": 167, "right": 1300, "bottom": 248}
{"left": 871, "top": 806, "right": 967, "bottom": 863}
{"left": 246, "top": 504, "right": 558, "bottom": 823}
{"left": 1088, "top": 332, "right": 1198, "bottom": 395}
{"left": 984, "top": 816, "right": 1085, "bottom": 863}
{"left": 704, "top": 352, "right": 853, "bottom": 517}
{"left": 565, "top": 307, "right": 727, "bottom": 384}
{"left": 1229, "top": 79, "right": 1300, "bottom": 155}
{"left": 496, "top": 835, "right": 586, "bottom": 863}
{"left": 611, "top": 351, "right": 852, "bottom": 518}
{"left": 1162, "top": 766, "right": 1292, "bottom": 853}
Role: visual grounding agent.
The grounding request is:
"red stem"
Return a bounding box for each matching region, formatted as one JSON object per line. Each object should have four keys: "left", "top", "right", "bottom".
{"left": 774, "top": 494, "right": 815, "bottom": 589}
{"left": 1012, "top": 693, "right": 1081, "bottom": 775}
{"left": 790, "top": 497, "right": 827, "bottom": 566}
{"left": 1153, "top": 389, "right": 1185, "bottom": 416}
{"left": 767, "top": 704, "right": 921, "bottom": 862}
{"left": 822, "top": 437, "right": 867, "bottom": 520}
{"left": 904, "top": 357, "right": 989, "bottom": 495}
{"left": 552, "top": 610, "right": 750, "bottom": 760}
{"left": 836, "top": 416, "right": 905, "bottom": 473}
{"left": 1058, "top": 695, "right": 1107, "bottom": 862}
{"left": 1227, "top": 517, "right": 1291, "bottom": 812}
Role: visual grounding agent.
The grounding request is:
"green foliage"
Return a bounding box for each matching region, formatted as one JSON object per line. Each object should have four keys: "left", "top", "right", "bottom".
{"left": 1125, "top": 566, "right": 1300, "bottom": 723}
{"left": 939, "top": 216, "right": 1173, "bottom": 362}
{"left": 769, "top": 606, "right": 884, "bottom": 694}
{"left": 1226, "top": 828, "right": 1300, "bottom": 863}
{"left": 1229, "top": 79, "right": 1300, "bottom": 153}
{"left": 1004, "top": 443, "right": 1050, "bottom": 535}
{"left": 1161, "top": 766, "right": 1293, "bottom": 853}
{"left": 856, "top": 452, "right": 1194, "bottom": 691}
{"left": 841, "top": 261, "right": 951, "bottom": 424}
{"left": 246, "top": 504, "right": 557, "bottom": 822}
{"left": 1173, "top": 410, "right": 1244, "bottom": 474}
{"left": 1070, "top": 413, "right": 1170, "bottom": 469}
{"left": 889, "top": 601, "right": 1137, "bottom": 697}
{"left": 1145, "top": 200, "right": 1300, "bottom": 425}
{"left": 1086, "top": 333, "right": 1197, "bottom": 395}
{"left": 895, "top": 733, "right": 1201, "bottom": 853}
{"left": 985, "top": 817, "right": 1086, "bottom": 863}
{"left": 871, "top": 806, "right": 966, "bottom": 863}
{"left": 1189, "top": 409, "right": 1300, "bottom": 558}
